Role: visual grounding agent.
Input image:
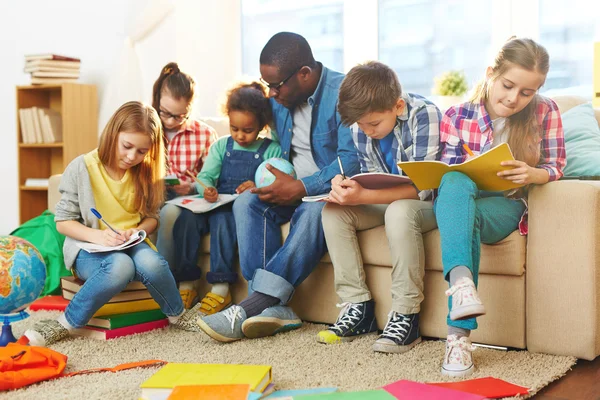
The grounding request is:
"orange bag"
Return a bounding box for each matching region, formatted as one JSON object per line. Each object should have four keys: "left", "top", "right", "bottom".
{"left": 0, "top": 340, "right": 165, "bottom": 391}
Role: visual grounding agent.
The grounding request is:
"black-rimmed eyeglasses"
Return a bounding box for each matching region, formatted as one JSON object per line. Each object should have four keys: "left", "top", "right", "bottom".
{"left": 158, "top": 109, "right": 190, "bottom": 123}
{"left": 260, "top": 66, "right": 303, "bottom": 92}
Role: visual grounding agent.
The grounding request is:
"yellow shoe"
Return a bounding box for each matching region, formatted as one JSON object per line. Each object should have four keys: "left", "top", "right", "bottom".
{"left": 199, "top": 292, "right": 232, "bottom": 315}
{"left": 179, "top": 288, "right": 198, "bottom": 309}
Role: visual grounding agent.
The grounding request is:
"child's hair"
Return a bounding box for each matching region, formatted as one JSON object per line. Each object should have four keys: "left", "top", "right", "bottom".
{"left": 98, "top": 101, "right": 166, "bottom": 216}
{"left": 223, "top": 82, "right": 272, "bottom": 131}
{"left": 470, "top": 38, "right": 549, "bottom": 167}
{"left": 152, "top": 62, "right": 195, "bottom": 114}
{"left": 338, "top": 61, "right": 402, "bottom": 126}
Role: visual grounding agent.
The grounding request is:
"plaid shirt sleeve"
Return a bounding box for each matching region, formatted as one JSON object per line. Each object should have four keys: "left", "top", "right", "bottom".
{"left": 167, "top": 120, "right": 217, "bottom": 185}
{"left": 410, "top": 104, "right": 441, "bottom": 162}
{"left": 440, "top": 107, "right": 466, "bottom": 166}
{"left": 351, "top": 123, "right": 374, "bottom": 173}
{"left": 537, "top": 98, "right": 566, "bottom": 181}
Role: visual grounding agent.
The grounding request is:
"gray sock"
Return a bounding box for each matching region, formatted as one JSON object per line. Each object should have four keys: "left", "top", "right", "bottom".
{"left": 448, "top": 325, "right": 471, "bottom": 338}
{"left": 449, "top": 266, "right": 473, "bottom": 286}
{"left": 239, "top": 292, "right": 279, "bottom": 318}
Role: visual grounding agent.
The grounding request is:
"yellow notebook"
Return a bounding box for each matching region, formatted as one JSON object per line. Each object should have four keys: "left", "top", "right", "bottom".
{"left": 397, "top": 142, "right": 525, "bottom": 192}
{"left": 92, "top": 298, "right": 160, "bottom": 317}
{"left": 139, "top": 363, "right": 272, "bottom": 399}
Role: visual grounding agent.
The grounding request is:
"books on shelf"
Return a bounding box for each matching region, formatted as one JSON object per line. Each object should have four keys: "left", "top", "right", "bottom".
{"left": 30, "top": 77, "right": 79, "bottom": 85}
{"left": 24, "top": 178, "right": 49, "bottom": 187}
{"left": 18, "top": 107, "right": 62, "bottom": 144}
{"left": 25, "top": 53, "right": 80, "bottom": 62}
{"left": 71, "top": 318, "right": 169, "bottom": 340}
{"left": 25, "top": 54, "right": 81, "bottom": 85}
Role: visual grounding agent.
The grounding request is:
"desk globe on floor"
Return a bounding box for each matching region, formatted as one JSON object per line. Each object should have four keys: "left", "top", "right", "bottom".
{"left": 0, "top": 235, "right": 46, "bottom": 346}
{"left": 255, "top": 157, "right": 297, "bottom": 188}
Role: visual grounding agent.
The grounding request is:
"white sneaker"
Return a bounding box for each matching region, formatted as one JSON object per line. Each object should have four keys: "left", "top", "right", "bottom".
{"left": 441, "top": 334, "right": 476, "bottom": 377}
{"left": 445, "top": 277, "right": 485, "bottom": 320}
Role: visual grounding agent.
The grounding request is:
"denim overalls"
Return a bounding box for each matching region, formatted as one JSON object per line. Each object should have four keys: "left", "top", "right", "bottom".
{"left": 172, "top": 137, "right": 272, "bottom": 283}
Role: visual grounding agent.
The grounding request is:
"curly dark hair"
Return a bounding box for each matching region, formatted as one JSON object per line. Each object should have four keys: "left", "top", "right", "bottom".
{"left": 223, "top": 81, "right": 272, "bottom": 130}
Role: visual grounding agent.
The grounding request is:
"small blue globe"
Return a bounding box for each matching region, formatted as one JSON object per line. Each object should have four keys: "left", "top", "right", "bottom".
{"left": 255, "top": 157, "right": 297, "bottom": 188}
{"left": 0, "top": 236, "right": 46, "bottom": 315}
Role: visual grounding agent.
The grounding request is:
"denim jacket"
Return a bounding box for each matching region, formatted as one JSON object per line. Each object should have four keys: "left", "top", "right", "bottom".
{"left": 270, "top": 64, "right": 360, "bottom": 195}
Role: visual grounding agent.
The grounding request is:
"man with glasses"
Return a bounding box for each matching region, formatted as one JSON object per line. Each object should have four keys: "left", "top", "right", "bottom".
{"left": 198, "top": 32, "right": 360, "bottom": 342}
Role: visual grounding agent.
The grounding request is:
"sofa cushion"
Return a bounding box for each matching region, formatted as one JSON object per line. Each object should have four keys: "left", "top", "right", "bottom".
{"left": 561, "top": 103, "right": 600, "bottom": 177}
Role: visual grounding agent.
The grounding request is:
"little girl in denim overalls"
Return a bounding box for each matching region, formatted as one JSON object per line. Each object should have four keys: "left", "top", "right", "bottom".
{"left": 171, "top": 82, "right": 281, "bottom": 316}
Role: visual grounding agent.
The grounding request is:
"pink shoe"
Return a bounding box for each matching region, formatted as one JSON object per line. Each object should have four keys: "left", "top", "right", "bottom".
{"left": 445, "top": 277, "right": 485, "bottom": 320}
{"left": 441, "top": 334, "right": 476, "bottom": 377}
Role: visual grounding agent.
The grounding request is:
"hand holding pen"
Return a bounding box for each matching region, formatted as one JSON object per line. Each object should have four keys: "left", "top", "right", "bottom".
{"left": 185, "top": 170, "right": 218, "bottom": 203}
{"left": 91, "top": 208, "right": 126, "bottom": 246}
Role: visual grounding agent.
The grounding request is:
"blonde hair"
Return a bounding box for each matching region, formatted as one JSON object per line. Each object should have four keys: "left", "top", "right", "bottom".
{"left": 98, "top": 101, "right": 166, "bottom": 216}
{"left": 470, "top": 38, "right": 549, "bottom": 167}
{"left": 338, "top": 61, "right": 402, "bottom": 126}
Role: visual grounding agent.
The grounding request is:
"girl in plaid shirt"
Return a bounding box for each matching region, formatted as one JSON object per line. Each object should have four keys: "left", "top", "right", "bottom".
{"left": 435, "top": 38, "right": 566, "bottom": 377}
{"left": 153, "top": 63, "right": 217, "bottom": 304}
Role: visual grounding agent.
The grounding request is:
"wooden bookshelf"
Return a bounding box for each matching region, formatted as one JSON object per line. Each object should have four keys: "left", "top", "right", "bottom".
{"left": 16, "top": 83, "right": 98, "bottom": 223}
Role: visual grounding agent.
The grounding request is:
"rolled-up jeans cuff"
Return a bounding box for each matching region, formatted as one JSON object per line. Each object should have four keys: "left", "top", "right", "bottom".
{"left": 250, "top": 269, "right": 295, "bottom": 305}
{"left": 206, "top": 271, "right": 238, "bottom": 284}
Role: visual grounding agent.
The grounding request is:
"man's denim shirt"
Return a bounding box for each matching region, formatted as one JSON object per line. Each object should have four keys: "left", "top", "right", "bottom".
{"left": 270, "top": 64, "right": 360, "bottom": 195}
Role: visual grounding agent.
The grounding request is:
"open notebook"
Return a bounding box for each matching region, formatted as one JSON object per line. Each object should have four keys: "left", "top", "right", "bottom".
{"left": 302, "top": 172, "right": 412, "bottom": 202}
{"left": 166, "top": 194, "right": 238, "bottom": 213}
{"left": 77, "top": 230, "right": 146, "bottom": 253}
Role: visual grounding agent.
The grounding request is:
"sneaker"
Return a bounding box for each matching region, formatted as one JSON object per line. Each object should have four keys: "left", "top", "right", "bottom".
{"left": 372, "top": 312, "right": 421, "bottom": 354}
{"left": 170, "top": 303, "right": 203, "bottom": 332}
{"left": 198, "top": 292, "right": 232, "bottom": 316}
{"left": 316, "top": 300, "right": 377, "bottom": 344}
{"left": 197, "top": 305, "right": 246, "bottom": 342}
{"left": 441, "top": 334, "right": 477, "bottom": 377}
{"left": 445, "top": 277, "right": 486, "bottom": 320}
{"left": 24, "top": 319, "right": 69, "bottom": 347}
{"left": 242, "top": 305, "right": 302, "bottom": 339}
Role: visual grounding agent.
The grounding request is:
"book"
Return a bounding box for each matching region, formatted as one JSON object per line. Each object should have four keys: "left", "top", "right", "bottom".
{"left": 31, "top": 71, "right": 80, "bottom": 79}
{"left": 302, "top": 172, "right": 412, "bottom": 202}
{"left": 25, "top": 53, "right": 80, "bottom": 62}
{"left": 164, "top": 174, "right": 181, "bottom": 186}
{"left": 25, "top": 59, "right": 81, "bottom": 70}
{"left": 76, "top": 230, "right": 147, "bottom": 253}
{"left": 61, "top": 275, "right": 146, "bottom": 293}
{"left": 295, "top": 390, "right": 395, "bottom": 399}
{"left": 62, "top": 286, "right": 152, "bottom": 303}
{"left": 397, "top": 143, "right": 524, "bottom": 192}
{"left": 24, "top": 178, "right": 49, "bottom": 187}
{"left": 264, "top": 387, "right": 337, "bottom": 399}
{"left": 71, "top": 318, "right": 168, "bottom": 340}
{"left": 86, "top": 308, "right": 166, "bottom": 329}
{"left": 302, "top": 194, "right": 330, "bottom": 202}
{"left": 165, "top": 194, "right": 238, "bottom": 213}
{"left": 166, "top": 384, "right": 250, "bottom": 400}
{"left": 30, "top": 77, "right": 79, "bottom": 85}
{"left": 427, "top": 377, "right": 529, "bottom": 398}
{"left": 92, "top": 298, "right": 160, "bottom": 317}
{"left": 28, "top": 295, "right": 69, "bottom": 311}
{"left": 139, "top": 363, "right": 272, "bottom": 398}
{"left": 383, "top": 380, "right": 485, "bottom": 400}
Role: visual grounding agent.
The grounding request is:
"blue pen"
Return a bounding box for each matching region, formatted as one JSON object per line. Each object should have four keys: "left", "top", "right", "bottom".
{"left": 90, "top": 208, "right": 121, "bottom": 236}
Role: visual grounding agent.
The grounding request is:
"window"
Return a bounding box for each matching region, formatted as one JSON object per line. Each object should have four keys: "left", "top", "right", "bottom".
{"left": 241, "top": 0, "right": 344, "bottom": 77}
{"left": 378, "top": 0, "right": 493, "bottom": 96}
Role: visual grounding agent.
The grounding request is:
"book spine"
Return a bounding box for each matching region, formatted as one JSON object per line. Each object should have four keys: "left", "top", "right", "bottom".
{"left": 105, "top": 319, "right": 169, "bottom": 339}
{"left": 92, "top": 298, "right": 161, "bottom": 317}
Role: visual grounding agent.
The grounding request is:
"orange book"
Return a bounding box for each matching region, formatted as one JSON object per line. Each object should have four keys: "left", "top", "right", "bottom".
{"left": 167, "top": 384, "right": 250, "bottom": 400}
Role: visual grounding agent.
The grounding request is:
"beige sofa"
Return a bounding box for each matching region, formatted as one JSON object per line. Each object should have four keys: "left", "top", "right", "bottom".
{"left": 48, "top": 96, "right": 600, "bottom": 360}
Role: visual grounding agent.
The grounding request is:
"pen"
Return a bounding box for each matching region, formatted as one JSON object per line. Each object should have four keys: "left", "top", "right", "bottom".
{"left": 185, "top": 170, "right": 210, "bottom": 191}
{"left": 90, "top": 208, "right": 121, "bottom": 236}
{"left": 462, "top": 143, "right": 475, "bottom": 157}
{"left": 337, "top": 156, "right": 346, "bottom": 180}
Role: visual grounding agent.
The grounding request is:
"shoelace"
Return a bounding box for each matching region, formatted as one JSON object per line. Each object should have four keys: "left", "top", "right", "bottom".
{"left": 445, "top": 280, "right": 475, "bottom": 297}
{"left": 223, "top": 306, "right": 242, "bottom": 332}
{"left": 330, "top": 302, "right": 362, "bottom": 334}
{"left": 381, "top": 311, "right": 410, "bottom": 340}
{"left": 445, "top": 337, "right": 477, "bottom": 364}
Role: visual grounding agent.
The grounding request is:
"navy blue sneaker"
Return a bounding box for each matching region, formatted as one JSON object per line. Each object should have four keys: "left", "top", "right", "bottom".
{"left": 372, "top": 311, "right": 421, "bottom": 353}
{"left": 317, "top": 300, "right": 377, "bottom": 344}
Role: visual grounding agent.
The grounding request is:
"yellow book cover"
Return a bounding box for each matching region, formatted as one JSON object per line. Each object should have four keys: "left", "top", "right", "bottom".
{"left": 397, "top": 143, "right": 525, "bottom": 191}
{"left": 92, "top": 298, "right": 160, "bottom": 317}
{"left": 139, "top": 363, "right": 272, "bottom": 398}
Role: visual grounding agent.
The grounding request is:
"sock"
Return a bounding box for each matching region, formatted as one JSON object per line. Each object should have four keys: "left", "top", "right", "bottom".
{"left": 58, "top": 314, "right": 76, "bottom": 332}
{"left": 210, "top": 282, "right": 229, "bottom": 298}
{"left": 449, "top": 266, "right": 473, "bottom": 286}
{"left": 179, "top": 280, "right": 200, "bottom": 292}
{"left": 239, "top": 292, "right": 279, "bottom": 318}
{"left": 448, "top": 325, "right": 471, "bottom": 338}
{"left": 168, "top": 309, "right": 186, "bottom": 324}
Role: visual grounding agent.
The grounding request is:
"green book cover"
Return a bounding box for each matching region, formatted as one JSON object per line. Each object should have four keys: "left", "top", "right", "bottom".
{"left": 87, "top": 308, "right": 166, "bottom": 329}
{"left": 296, "top": 390, "right": 395, "bottom": 399}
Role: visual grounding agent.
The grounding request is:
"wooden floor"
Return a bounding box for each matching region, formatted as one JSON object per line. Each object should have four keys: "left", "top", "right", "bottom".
{"left": 534, "top": 356, "right": 600, "bottom": 399}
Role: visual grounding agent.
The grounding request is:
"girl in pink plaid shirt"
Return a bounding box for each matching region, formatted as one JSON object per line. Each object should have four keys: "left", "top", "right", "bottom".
{"left": 153, "top": 62, "right": 217, "bottom": 304}
{"left": 435, "top": 38, "right": 566, "bottom": 377}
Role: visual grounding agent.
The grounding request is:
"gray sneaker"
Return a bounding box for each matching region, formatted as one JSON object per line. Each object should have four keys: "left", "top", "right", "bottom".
{"left": 24, "top": 319, "right": 69, "bottom": 347}
{"left": 171, "top": 303, "right": 203, "bottom": 332}
{"left": 197, "top": 305, "right": 247, "bottom": 342}
{"left": 242, "top": 305, "right": 302, "bottom": 339}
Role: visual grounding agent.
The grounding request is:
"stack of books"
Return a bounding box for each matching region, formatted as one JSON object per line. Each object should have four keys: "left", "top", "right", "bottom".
{"left": 24, "top": 53, "right": 81, "bottom": 85}
{"left": 19, "top": 106, "right": 62, "bottom": 144}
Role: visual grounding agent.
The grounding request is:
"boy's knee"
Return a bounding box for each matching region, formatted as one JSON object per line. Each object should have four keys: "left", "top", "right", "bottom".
{"left": 322, "top": 203, "right": 351, "bottom": 231}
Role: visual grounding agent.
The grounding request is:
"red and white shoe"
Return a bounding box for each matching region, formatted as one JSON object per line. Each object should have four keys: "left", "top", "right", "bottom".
{"left": 441, "top": 334, "right": 476, "bottom": 377}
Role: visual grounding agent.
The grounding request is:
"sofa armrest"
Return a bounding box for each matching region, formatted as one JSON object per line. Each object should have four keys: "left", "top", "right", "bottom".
{"left": 48, "top": 174, "right": 62, "bottom": 214}
{"left": 526, "top": 180, "right": 600, "bottom": 359}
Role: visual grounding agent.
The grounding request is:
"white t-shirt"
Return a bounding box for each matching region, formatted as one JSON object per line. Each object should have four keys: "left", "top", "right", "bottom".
{"left": 491, "top": 117, "right": 509, "bottom": 148}
{"left": 291, "top": 102, "right": 320, "bottom": 179}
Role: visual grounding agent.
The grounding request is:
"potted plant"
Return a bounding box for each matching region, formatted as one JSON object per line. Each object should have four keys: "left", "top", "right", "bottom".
{"left": 433, "top": 70, "right": 469, "bottom": 110}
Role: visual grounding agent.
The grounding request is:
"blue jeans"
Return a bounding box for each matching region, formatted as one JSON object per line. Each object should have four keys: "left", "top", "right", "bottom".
{"left": 232, "top": 191, "right": 327, "bottom": 305}
{"left": 156, "top": 203, "right": 182, "bottom": 272}
{"left": 64, "top": 242, "right": 184, "bottom": 328}
{"left": 433, "top": 172, "right": 525, "bottom": 330}
{"left": 172, "top": 204, "right": 238, "bottom": 284}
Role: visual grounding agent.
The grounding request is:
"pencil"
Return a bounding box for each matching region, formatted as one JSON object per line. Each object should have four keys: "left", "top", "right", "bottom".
{"left": 185, "top": 170, "right": 210, "bottom": 190}
{"left": 462, "top": 143, "right": 475, "bottom": 157}
{"left": 337, "top": 156, "right": 346, "bottom": 179}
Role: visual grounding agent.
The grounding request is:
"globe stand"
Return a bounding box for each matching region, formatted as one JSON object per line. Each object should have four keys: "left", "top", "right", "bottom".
{"left": 0, "top": 311, "right": 29, "bottom": 347}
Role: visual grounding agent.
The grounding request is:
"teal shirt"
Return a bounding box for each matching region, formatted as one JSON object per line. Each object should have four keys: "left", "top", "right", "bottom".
{"left": 195, "top": 135, "right": 282, "bottom": 196}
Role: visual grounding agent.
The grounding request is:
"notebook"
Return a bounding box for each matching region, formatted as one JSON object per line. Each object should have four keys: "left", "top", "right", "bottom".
{"left": 427, "top": 377, "right": 529, "bottom": 398}
{"left": 165, "top": 194, "right": 238, "bottom": 213}
{"left": 139, "top": 363, "right": 272, "bottom": 399}
{"left": 302, "top": 172, "right": 411, "bottom": 202}
{"left": 383, "top": 380, "right": 485, "bottom": 400}
{"left": 76, "top": 230, "right": 147, "bottom": 253}
{"left": 397, "top": 143, "right": 524, "bottom": 191}
{"left": 294, "top": 389, "right": 395, "bottom": 399}
{"left": 166, "top": 384, "right": 250, "bottom": 400}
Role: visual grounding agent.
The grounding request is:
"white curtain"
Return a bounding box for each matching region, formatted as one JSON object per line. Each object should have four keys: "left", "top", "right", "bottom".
{"left": 98, "top": 0, "right": 176, "bottom": 130}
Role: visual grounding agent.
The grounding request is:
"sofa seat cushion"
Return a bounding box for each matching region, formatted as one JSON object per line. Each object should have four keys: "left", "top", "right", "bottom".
{"left": 201, "top": 222, "right": 526, "bottom": 277}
